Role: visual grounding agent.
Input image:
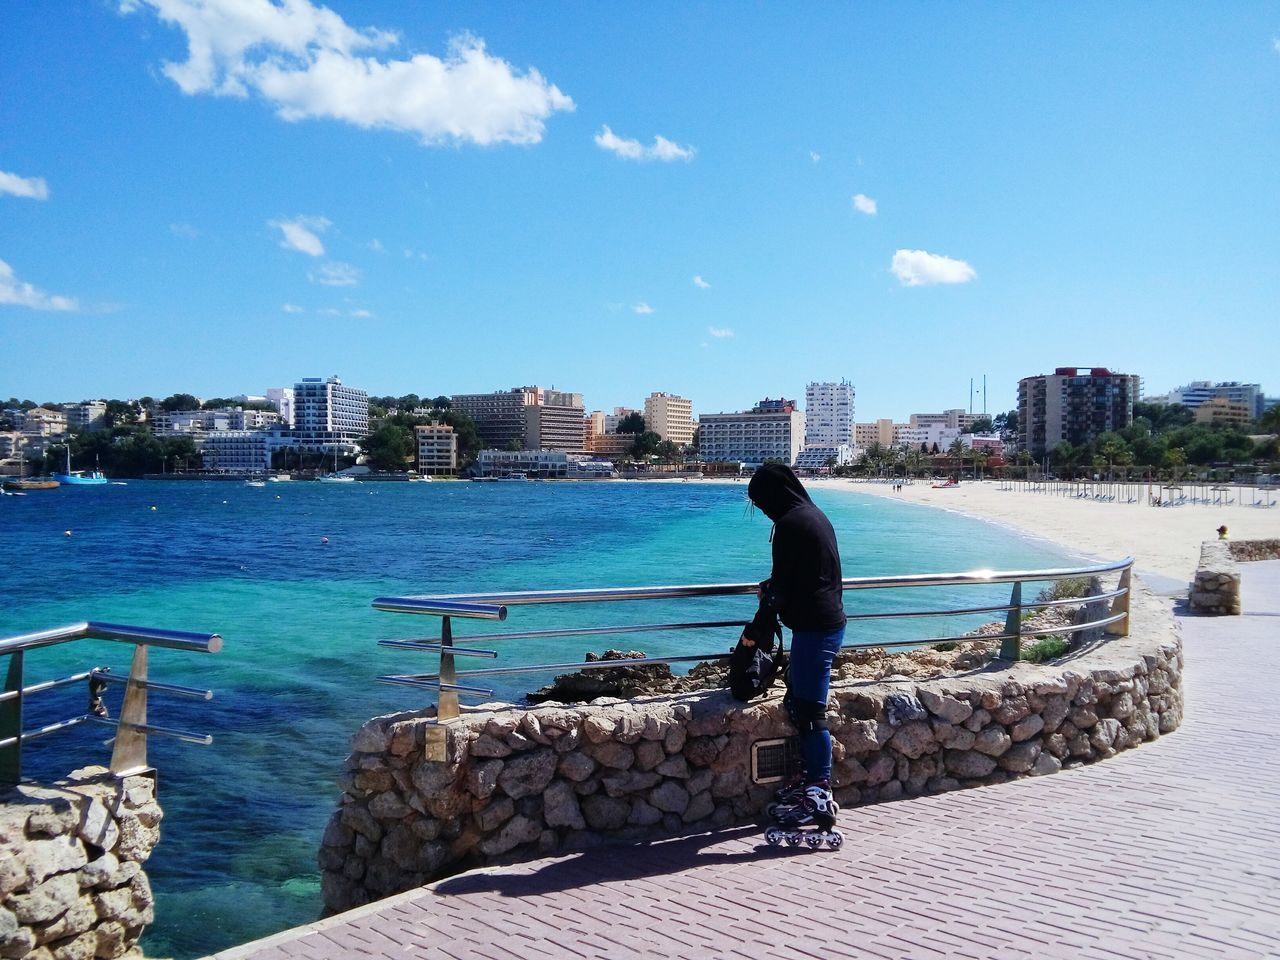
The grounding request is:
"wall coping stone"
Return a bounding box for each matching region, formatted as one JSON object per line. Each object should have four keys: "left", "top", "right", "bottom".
{"left": 1190, "top": 540, "right": 1242, "bottom": 615}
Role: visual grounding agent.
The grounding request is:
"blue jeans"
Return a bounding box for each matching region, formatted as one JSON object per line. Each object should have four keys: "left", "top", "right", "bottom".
{"left": 786, "top": 626, "right": 845, "bottom": 783}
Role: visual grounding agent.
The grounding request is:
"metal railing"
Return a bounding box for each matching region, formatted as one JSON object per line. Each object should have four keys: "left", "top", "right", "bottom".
{"left": 0, "top": 621, "right": 222, "bottom": 785}
{"left": 372, "top": 558, "right": 1133, "bottom": 751}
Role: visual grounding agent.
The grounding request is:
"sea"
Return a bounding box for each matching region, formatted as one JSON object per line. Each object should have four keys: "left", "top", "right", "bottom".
{"left": 1, "top": 479, "right": 1080, "bottom": 958}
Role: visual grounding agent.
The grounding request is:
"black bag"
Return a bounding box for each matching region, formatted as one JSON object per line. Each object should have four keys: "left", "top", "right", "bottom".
{"left": 729, "top": 604, "right": 786, "bottom": 702}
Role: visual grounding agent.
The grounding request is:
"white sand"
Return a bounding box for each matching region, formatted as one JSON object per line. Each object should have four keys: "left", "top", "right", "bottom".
{"left": 830, "top": 479, "right": 1280, "bottom": 583}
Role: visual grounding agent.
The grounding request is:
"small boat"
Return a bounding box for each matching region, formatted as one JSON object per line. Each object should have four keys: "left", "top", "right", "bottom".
{"left": 245, "top": 480, "right": 267, "bottom": 488}
{"left": 267, "top": 474, "right": 293, "bottom": 483}
{"left": 317, "top": 445, "right": 357, "bottom": 482}
{"left": 498, "top": 472, "right": 529, "bottom": 482}
{"left": 931, "top": 478, "right": 959, "bottom": 489}
{"left": 4, "top": 478, "right": 60, "bottom": 491}
{"left": 52, "top": 447, "right": 108, "bottom": 486}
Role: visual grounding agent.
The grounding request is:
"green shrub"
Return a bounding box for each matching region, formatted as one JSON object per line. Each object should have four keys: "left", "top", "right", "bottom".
{"left": 1037, "top": 577, "right": 1090, "bottom": 603}
{"left": 932, "top": 641, "right": 959, "bottom": 652}
{"left": 1023, "top": 635, "right": 1071, "bottom": 663}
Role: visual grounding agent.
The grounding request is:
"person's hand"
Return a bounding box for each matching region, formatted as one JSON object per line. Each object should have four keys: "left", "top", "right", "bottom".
{"left": 739, "top": 631, "right": 756, "bottom": 648}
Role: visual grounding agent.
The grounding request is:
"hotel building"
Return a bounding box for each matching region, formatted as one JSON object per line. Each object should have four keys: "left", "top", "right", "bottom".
{"left": 415, "top": 422, "right": 458, "bottom": 475}
{"left": 293, "top": 376, "right": 369, "bottom": 447}
{"left": 1018, "top": 367, "right": 1141, "bottom": 457}
{"left": 804, "top": 381, "right": 855, "bottom": 448}
{"left": 698, "top": 398, "right": 805, "bottom": 466}
{"left": 453, "top": 386, "right": 585, "bottom": 451}
{"left": 643, "top": 392, "right": 695, "bottom": 447}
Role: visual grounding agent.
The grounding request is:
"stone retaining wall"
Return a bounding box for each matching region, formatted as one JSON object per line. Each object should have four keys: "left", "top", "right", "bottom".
{"left": 1, "top": 766, "right": 160, "bottom": 960}
{"left": 319, "top": 581, "right": 1182, "bottom": 915}
{"left": 1228, "top": 539, "right": 1280, "bottom": 563}
{"left": 1190, "top": 540, "right": 1242, "bottom": 615}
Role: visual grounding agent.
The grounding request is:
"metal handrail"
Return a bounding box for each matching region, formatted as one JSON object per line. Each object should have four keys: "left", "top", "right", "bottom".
{"left": 373, "top": 558, "right": 1133, "bottom": 748}
{"left": 0, "top": 621, "right": 222, "bottom": 785}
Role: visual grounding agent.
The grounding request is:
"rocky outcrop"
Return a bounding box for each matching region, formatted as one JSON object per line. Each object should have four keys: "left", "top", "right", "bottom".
{"left": 1190, "top": 540, "right": 1242, "bottom": 615}
{"left": 319, "top": 580, "right": 1182, "bottom": 915}
{"left": 1227, "top": 539, "right": 1280, "bottom": 563}
{"left": 1, "top": 766, "right": 161, "bottom": 960}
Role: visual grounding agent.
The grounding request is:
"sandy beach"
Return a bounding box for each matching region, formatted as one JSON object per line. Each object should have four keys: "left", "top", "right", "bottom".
{"left": 831, "top": 478, "right": 1280, "bottom": 584}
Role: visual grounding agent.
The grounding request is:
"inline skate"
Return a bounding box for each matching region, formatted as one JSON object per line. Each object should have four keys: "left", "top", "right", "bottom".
{"left": 764, "top": 780, "right": 844, "bottom": 850}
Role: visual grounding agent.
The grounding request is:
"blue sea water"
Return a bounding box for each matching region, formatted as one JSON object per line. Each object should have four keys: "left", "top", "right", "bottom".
{"left": 0, "top": 480, "right": 1076, "bottom": 958}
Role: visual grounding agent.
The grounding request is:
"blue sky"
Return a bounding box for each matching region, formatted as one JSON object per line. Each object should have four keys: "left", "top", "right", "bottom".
{"left": 2, "top": 2, "right": 1278, "bottom": 419}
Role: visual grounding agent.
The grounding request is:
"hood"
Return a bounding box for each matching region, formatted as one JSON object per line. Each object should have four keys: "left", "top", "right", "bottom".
{"left": 747, "top": 463, "right": 812, "bottom": 521}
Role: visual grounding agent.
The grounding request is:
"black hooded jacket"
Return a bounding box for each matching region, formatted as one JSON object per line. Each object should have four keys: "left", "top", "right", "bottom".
{"left": 747, "top": 464, "right": 846, "bottom": 632}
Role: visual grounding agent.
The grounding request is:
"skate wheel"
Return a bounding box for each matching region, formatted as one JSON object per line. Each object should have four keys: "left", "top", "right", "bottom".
{"left": 804, "top": 833, "right": 824, "bottom": 849}
{"left": 785, "top": 832, "right": 803, "bottom": 847}
{"left": 827, "top": 831, "right": 844, "bottom": 850}
{"left": 765, "top": 826, "right": 785, "bottom": 847}
{"left": 765, "top": 802, "right": 780, "bottom": 818}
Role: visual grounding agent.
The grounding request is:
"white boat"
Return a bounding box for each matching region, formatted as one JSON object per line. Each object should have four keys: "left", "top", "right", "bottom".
{"left": 317, "top": 445, "right": 357, "bottom": 483}
{"left": 267, "top": 474, "right": 292, "bottom": 483}
{"left": 245, "top": 480, "right": 267, "bottom": 488}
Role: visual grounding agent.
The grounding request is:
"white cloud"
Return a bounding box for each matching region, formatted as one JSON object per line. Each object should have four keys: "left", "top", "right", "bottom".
{"left": 367, "top": 238, "right": 385, "bottom": 253}
{"left": 270, "top": 215, "right": 330, "bottom": 256}
{"left": 350, "top": 308, "right": 372, "bottom": 317}
{"left": 632, "top": 302, "right": 654, "bottom": 314}
{"left": 1274, "top": 37, "right": 1280, "bottom": 53}
{"left": 852, "top": 193, "right": 877, "bottom": 216}
{"left": 890, "top": 249, "right": 976, "bottom": 287}
{"left": 309, "top": 261, "right": 360, "bottom": 286}
{"left": 708, "top": 326, "right": 733, "bottom": 338}
{"left": 170, "top": 222, "right": 199, "bottom": 238}
{"left": 693, "top": 275, "right": 710, "bottom": 289}
{"left": 809, "top": 151, "right": 821, "bottom": 164}
{"left": 0, "top": 258, "right": 79, "bottom": 311}
{"left": 0, "top": 171, "right": 49, "bottom": 200}
{"left": 595, "top": 126, "right": 695, "bottom": 162}
{"left": 317, "top": 307, "right": 342, "bottom": 316}
{"left": 122, "top": 1, "right": 573, "bottom": 146}
{"left": 281, "top": 303, "right": 304, "bottom": 313}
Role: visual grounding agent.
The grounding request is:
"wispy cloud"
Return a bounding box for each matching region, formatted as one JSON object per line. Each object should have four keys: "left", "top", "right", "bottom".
{"left": 633, "top": 302, "right": 654, "bottom": 315}
{"left": 122, "top": 1, "right": 573, "bottom": 146}
{"left": 170, "top": 222, "right": 199, "bottom": 239}
{"left": 809, "top": 151, "right": 821, "bottom": 164}
{"left": 890, "top": 249, "right": 976, "bottom": 287}
{"left": 350, "top": 308, "right": 373, "bottom": 318}
{"left": 693, "top": 275, "right": 711, "bottom": 289}
{"left": 367, "top": 238, "right": 385, "bottom": 253}
{"left": 281, "top": 303, "right": 304, "bottom": 314}
{"left": 0, "top": 170, "right": 49, "bottom": 200}
{"left": 852, "top": 193, "right": 877, "bottom": 216}
{"left": 595, "top": 126, "right": 695, "bottom": 162}
{"left": 1273, "top": 37, "right": 1280, "bottom": 53}
{"left": 309, "top": 261, "right": 360, "bottom": 286}
{"left": 270, "top": 215, "right": 331, "bottom": 257}
{"left": 708, "top": 326, "right": 733, "bottom": 338}
{"left": 0, "top": 258, "right": 79, "bottom": 311}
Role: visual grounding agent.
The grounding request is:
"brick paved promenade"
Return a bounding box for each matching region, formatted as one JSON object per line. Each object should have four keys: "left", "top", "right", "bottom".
{"left": 215, "top": 562, "right": 1280, "bottom": 960}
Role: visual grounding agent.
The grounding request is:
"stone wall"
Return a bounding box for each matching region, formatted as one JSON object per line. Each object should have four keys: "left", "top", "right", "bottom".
{"left": 1227, "top": 539, "right": 1280, "bottom": 563}
{"left": 1, "top": 767, "right": 160, "bottom": 960}
{"left": 319, "top": 581, "right": 1182, "bottom": 915}
{"left": 1190, "top": 540, "right": 1242, "bottom": 615}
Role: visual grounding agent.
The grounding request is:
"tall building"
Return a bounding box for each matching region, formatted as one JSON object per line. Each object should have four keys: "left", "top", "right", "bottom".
{"left": 804, "top": 381, "right": 855, "bottom": 447}
{"left": 909, "top": 408, "right": 982, "bottom": 432}
{"left": 66, "top": 401, "right": 107, "bottom": 433}
{"left": 1149, "top": 381, "right": 1263, "bottom": 419}
{"left": 643, "top": 392, "right": 695, "bottom": 446}
{"left": 698, "top": 398, "right": 804, "bottom": 466}
{"left": 415, "top": 422, "right": 457, "bottom": 475}
{"left": 1018, "top": 367, "right": 1141, "bottom": 457}
{"left": 854, "top": 420, "right": 896, "bottom": 448}
{"left": 293, "top": 376, "right": 369, "bottom": 446}
{"left": 266, "top": 388, "right": 295, "bottom": 427}
{"left": 453, "top": 386, "right": 584, "bottom": 451}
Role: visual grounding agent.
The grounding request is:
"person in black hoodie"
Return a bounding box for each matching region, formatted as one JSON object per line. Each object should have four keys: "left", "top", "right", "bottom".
{"left": 747, "top": 463, "right": 846, "bottom": 827}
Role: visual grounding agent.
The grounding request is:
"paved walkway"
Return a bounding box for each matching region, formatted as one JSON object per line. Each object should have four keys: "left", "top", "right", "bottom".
{"left": 215, "top": 562, "right": 1280, "bottom": 960}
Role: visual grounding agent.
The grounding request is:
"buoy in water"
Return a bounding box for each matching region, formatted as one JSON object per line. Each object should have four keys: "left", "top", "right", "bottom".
{"left": 321, "top": 536, "right": 329, "bottom": 544}
{"left": 64, "top": 530, "right": 72, "bottom": 537}
{"left": 150, "top": 506, "right": 157, "bottom": 511}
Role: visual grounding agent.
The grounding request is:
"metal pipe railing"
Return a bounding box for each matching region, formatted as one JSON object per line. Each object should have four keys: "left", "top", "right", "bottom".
{"left": 0, "top": 621, "right": 222, "bottom": 785}
{"left": 372, "top": 558, "right": 1134, "bottom": 742}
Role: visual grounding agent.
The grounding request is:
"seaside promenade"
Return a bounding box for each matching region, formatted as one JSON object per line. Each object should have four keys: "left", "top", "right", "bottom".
{"left": 213, "top": 561, "right": 1280, "bottom": 960}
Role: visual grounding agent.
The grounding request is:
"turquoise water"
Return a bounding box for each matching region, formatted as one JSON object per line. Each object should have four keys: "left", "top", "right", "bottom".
{"left": 1, "top": 480, "right": 1074, "bottom": 957}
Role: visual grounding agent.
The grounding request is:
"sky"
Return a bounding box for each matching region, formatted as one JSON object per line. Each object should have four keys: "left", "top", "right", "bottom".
{"left": 2, "top": 2, "right": 1278, "bottom": 420}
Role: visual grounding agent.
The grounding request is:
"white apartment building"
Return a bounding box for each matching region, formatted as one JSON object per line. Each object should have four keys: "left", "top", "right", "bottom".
{"left": 266, "top": 387, "right": 295, "bottom": 427}
{"left": 1150, "top": 381, "right": 1264, "bottom": 419}
{"left": 66, "top": 401, "right": 107, "bottom": 432}
{"left": 895, "top": 424, "right": 961, "bottom": 450}
{"left": 644, "top": 392, "right": 695, "bottom": 447}
{"left": 794, "top": 445, "right": 855, "bottom": 471}
{"left": 294, "top": 376, "right": 369, "bottom": 445}
{"left": 415, "top": 422, "right": 457, "bottom": 476}
{"left": 804, "top": 381, "right": 855, "bottom": 447}
{"left": 909, "top": 408, "right": 982, "bottom": 432}
{"left": 698, "top": 399, "right": 805, "bottom": 466}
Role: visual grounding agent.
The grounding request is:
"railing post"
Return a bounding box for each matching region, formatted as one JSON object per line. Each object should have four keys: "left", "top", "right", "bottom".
{"left": 1106, "top": 566, "right": 1131, "bottom": 637}
{"left": 110, "top": 645, "right": 151, "bottom": 776}
{"left": 1000, "top": 582, "right": 1022, "bottom": 661}
{"left": 437, "top": 616, "right": 459, "bottom": 722}
{"left": 0, "top": 651, "right": 23, "bottom": 785}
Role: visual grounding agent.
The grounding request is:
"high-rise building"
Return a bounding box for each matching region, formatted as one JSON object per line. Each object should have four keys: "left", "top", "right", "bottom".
{"left": 453, "top": 386, "right": 584, "bottom": 451}
{"left": 526, "top": 403, "right": 587, "bottom": 451}
{"left": 1018, "top": 367, "right": 1141, "bottom": 457}
{"left": 293, "top": 376, "right": 369, "bottom": 445}
{"left": 854, "top": 420, "right": 896, "bottom": 448}
{"left": 66, "top": 401, "right": 107, "bottom": 433}
{"left": 415, "top": 422, "right": 458, "bottom": 475}
{"left": 643, "top": 392, "right": 695, "bottom": 447}
{"left": 266, "top": 388, "right": 295, "bottom": 426}
{"left": 698, "top": 398, "right": 804, "bottom": 466}
{"left": 804, "top": 381, "right": 855, "bottom": 447}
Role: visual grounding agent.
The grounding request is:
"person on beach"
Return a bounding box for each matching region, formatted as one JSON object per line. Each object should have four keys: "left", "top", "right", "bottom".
{"left": 747, "top": 463, "right": 847, "bottom": 821}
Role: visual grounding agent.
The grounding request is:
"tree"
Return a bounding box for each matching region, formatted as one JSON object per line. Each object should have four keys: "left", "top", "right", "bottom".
{"left": 617, "top": 412, "right": 646, "bottom": 434}
{"left": 160, "top": 393, "right": 200, "bottom": 412}
{"left": 361, "top": 423, "right": 417, "bottom": 471}
{"left": 656, "top": 440, "right": 681, "bottom": 463}
{"left": 968, "top": 417, "right": 993, "bottom": 434}
{"left": 1257, "top": 406, "right": 1280, "bottom": 434}
{"left": 992, "top": 409, "right": 1018, "bottom": 436}
{"left": 432, "top": 395, "right": 452, "bottom": 410}
{"left": 396, "top": 394, "right": 421, "bottom": 412}
{"left": 630, "top": 431, "right": 661, "bottom": 459}
{"left": 202, "top": 397, "right": 236, "bottom": 409}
